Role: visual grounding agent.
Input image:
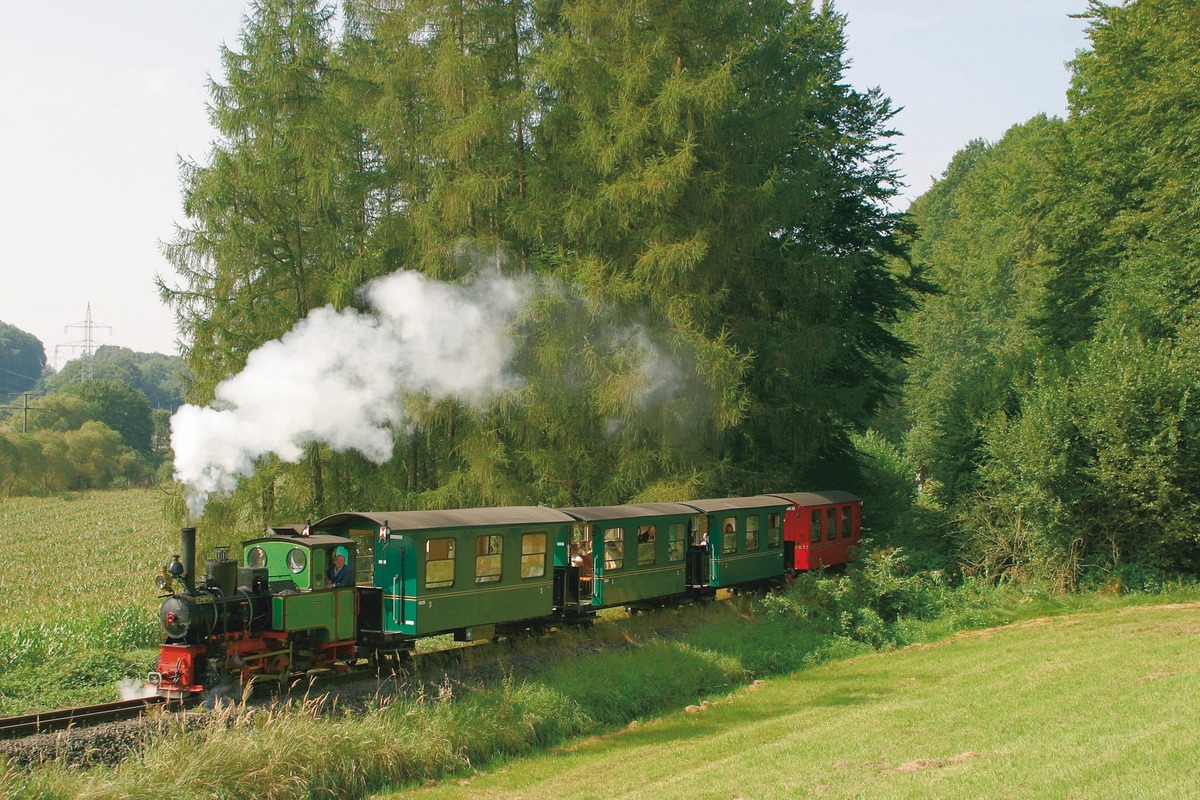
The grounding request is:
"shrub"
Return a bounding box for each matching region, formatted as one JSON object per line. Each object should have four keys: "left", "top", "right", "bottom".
{"left": 761, "top": 547, "right": 948, "bottom": 649}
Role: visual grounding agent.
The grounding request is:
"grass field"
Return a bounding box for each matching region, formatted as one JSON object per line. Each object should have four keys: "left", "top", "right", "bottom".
{"left": 391, "top": 603, "right": 1200, "bottom": 800}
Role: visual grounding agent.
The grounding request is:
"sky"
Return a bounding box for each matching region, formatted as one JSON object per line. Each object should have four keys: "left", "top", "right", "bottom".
{"left": 0, "top": 0, "right": 1092, "bottom": 367}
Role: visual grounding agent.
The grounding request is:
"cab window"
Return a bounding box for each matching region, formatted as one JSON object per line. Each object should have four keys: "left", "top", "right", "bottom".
{"left": 426, "top": 538, "right": 456, "bottom": 588}
{"left": 247, "top": 546, "right": 267, "bottom": 568}
{"left": 287, "top": 547, "right": 308, "bottom": 573}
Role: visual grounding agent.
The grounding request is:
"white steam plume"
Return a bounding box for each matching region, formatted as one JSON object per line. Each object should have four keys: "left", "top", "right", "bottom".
{"left": 172, "top": 270, "right": 530, "bottom": 515}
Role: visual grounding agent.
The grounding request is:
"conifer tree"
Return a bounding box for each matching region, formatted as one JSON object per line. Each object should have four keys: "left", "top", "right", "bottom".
{"left": 162, "top": 0, "right": 376, "bottom": 515}
{"left": 163, "top": 0, "right": 920, "bottom": 516}
{"left": 533, "top": 0, "right": 916, "bottom": 492}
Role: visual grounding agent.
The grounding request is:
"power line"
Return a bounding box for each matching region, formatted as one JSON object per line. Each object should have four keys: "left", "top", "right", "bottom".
{"left": 0, "top": 364, "right": 43, "bottom": 383}
{"left": 0, "top": 393, "right": 44, "bottom": 433}
{"left": 55, "top": 303, "right": 112, "bottom": 376}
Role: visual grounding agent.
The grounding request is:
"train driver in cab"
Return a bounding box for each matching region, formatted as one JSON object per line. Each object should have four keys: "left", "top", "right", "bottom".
{"left": 326, "top": 552, "right": 353, "bottom": 588}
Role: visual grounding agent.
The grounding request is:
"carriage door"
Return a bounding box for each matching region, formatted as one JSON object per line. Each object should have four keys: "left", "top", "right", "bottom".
{"left": 686, "top": 515, "right": 709, "bottom": 588}
{"left": 378, "top": 532, "right": 408, "bottom": 633}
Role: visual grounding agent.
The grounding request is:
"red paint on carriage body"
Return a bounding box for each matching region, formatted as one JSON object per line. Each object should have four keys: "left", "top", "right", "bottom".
{"left": 769, "top": 491, "right": 863, "bottom": 571}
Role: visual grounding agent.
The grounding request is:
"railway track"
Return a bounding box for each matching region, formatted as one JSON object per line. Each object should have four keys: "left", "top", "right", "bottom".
{"left": 0, "top": 696, "right": 185, "bottom": 739}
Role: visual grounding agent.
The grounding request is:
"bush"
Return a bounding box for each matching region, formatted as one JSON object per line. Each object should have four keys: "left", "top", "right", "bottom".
{"left": 761, "top": 547, "right": 948, "bottom": 649}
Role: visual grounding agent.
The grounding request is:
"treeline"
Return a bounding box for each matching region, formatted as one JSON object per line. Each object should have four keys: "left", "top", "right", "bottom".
{"left": 160, "top": 0, "right": 917, "bottom": 525}
{"left": 0, "top": 342, "right": 186, "bottom": 495}
{"left": 894, "top": 0, "right": 1200, "bottom": 588}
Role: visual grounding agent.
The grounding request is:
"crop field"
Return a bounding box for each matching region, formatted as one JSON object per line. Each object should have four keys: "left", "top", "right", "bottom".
{"left": 0, "top": 489, "right": 176, "bottom": 622}
{"left": 0, "top": 489, "right": 180, "bottom": 712}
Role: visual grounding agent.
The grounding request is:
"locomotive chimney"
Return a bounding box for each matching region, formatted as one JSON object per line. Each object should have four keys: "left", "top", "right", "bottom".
{"left": 180, "top": 527, "right": 197, "bottom": 592}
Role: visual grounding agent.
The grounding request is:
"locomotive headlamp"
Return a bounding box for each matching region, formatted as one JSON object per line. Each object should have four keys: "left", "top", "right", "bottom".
{"left": 156, "top": 555, "right": 185, "bottom": 591}
{"left": 155, "top": 564, "right": 173, "bottom": 591}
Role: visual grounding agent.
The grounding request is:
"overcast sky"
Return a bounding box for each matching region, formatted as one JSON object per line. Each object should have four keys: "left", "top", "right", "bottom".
{"left": 0, "top": 0, "right": 1091, "bottom": 367}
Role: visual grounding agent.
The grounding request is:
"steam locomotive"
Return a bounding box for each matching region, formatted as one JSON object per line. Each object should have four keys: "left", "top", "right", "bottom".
{"left": 148, "top": 491, "right": 862, "bottom": 697}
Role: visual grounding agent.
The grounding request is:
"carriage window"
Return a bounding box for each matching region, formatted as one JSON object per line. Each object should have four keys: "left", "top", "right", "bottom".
{"left": 604, "top": 527, "right": 624, "bottom": 571}
{"left": 841, "top": 506, "right": 853, "bottom": 539}
{"left": 746, "top": 516, "right": 760, "bottom": 551}
{"left": 826, "top": 508, "right": 837, "bottom": 541}
{"left": 426, "top": 538, "right": 456, "bottom": 588}
{"left": 810, "top": 510, "right": 821, "bottom": 543}
{"left": 521, "top": 533, "right": 547, "bottom": 578}
{"left": 721, "top": 517, "right": 737, "bottom": 554}
{"left": 286, "top": 547, "right": 307, "bottom": 574}
{"left": 767, "top": 513, "right": 782, "bottom": 548}
{"left": 667, "top": 523, "right": 686, "bottom": 562}
{"left": 636, "top": 525, "right": 657, "bottom": 565}
{"left": 475, "top": 534, "right": 503, "bottom": 583}
{"left": 247, "top": 546, "right": 267, "bottom": 568}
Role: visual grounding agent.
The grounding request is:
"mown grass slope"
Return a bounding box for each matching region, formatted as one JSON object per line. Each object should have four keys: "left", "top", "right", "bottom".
{"left": 393, "top": 604, "right": 1200, "bottom": 800}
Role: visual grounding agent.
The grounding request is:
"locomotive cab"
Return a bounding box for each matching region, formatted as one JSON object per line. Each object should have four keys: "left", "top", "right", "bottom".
{"left": 244, "top": 533, "right": 355, "bottom": 593}
{"left": 239, "top": 533, "right": 358, "bottom": 647}
{"left": 149, "top": 528, "right": 359, "bottom": 698}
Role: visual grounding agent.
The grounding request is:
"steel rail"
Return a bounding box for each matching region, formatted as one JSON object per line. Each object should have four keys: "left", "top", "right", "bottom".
{"left": 0, "top": 696, "right": 182, "bottom": 739}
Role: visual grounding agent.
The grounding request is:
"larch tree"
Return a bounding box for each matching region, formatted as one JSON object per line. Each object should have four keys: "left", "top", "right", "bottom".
{"left": 162, "top": 0, "right": 920, "bottom": 520}
{"left": 161, "top": 0, "right": 374, "bottom": 519}
{"left": 532, "top": 0, "right": 917, "bottom": 496}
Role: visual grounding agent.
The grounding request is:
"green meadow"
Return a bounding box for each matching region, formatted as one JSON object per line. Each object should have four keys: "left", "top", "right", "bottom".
{"left": 393, "top": 604, "right": 1200, "bottom": 800}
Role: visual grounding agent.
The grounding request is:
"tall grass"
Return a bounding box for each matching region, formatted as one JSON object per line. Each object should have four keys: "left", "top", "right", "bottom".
{"left": 1, "top": 681, "right": 595, "bottom": 800}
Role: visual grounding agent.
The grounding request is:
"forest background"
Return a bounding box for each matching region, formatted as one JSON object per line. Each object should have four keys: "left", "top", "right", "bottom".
{"left": 1, "top": 0, "right": 1196, "bottom": 592}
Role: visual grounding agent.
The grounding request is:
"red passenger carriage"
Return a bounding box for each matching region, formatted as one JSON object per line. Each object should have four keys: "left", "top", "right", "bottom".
{"left": 769, "top": 491, "right": 862, "bottom": 571}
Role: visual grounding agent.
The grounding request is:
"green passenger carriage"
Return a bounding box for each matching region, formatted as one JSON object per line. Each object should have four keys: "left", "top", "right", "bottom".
{"left": 558, "top": 503, "right": 699, "bottom": 610}
{"left": 681, "top": 496, "right": 791, "bottom": 590}
{"left": 312, "top": 507, "right": 575, "bottom": 654}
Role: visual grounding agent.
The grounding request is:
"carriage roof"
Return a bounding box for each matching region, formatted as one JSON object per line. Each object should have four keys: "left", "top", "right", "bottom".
{"left": 315, "top": 506, "right": 574, "bottom": 533}
{"left": 557, "top": 502, "right": 698, "bottom": 522}
{"left": 681, "top": 495, "right": 794, "bottom": 513}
